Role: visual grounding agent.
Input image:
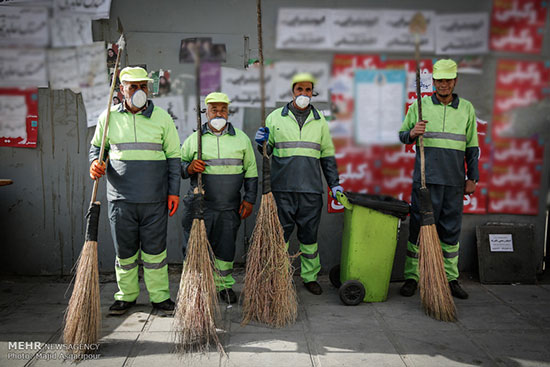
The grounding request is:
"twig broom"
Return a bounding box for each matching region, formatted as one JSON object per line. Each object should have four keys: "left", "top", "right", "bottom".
{"left": 241, "top": 0, "right": 298, "bottom": 328}
{"left": 63, "top": 31, "right": 126, "bottom": 356}
{"left": 173, "top": 40, "right": 224, "bottom": 354}
{"left": 410, "top": 13, "right": 456, "bottom": 322}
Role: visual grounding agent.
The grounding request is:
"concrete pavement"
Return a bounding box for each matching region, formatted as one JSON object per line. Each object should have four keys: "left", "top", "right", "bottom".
{"left": 1, "top": 272, "right": 550, "bottom": 367}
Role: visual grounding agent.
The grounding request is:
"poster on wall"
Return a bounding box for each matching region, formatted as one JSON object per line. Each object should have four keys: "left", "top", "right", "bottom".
{"left": 329, "top": 9, "right": 383, "bottom": 51}
{"left": 274, "top": 61, "right": 329, "bottom": 102}
{"left": 435, "top": 12, "right": 489, "bottom": 55}
{"left": 380, "top": 10, "right": 436, "bottom": 53}
{"left": 0, "top": 49, "right": 47, "bottom": 88}
{"left": 0, "top": 88, "right": 38, "bottom": 148}
{"left": 0, "top": 6, "right": 49, "bottom": 47}
{"left": 220, "top": 66, "right": 275, "bottom": 108}
{"left": 53, "top": 0, "right": 112, "bottom": 20}
{"left": 276, "top": 8, "right": 331, "bottom": 49}
{"left": 47, "top": 48, "right": 79, "bottom": 90}
{"left": 490, "top": 0, "right": 547, "bottom": 54}
{"left": 50, "top": 15, "right": 93, "bottom": 48}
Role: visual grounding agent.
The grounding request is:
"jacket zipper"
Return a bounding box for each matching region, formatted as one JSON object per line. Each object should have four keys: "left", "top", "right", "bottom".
{"left": 133, "top": 114, "right": 137, "bottom": 142}
{"left": 442, "top": 104, "right": 447, "bottom": 132}
{"left": 217, "top": 135, "right": 220, "bottom": 159}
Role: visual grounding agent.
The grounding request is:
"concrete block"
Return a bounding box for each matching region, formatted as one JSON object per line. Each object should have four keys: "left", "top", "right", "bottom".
{"left": 483, "top": 284, "right": 550, "bottom": 304}
{"left": 373, "top": 301, "right": 460, "bottom": 332}
{"left": 305, "top": 304, "right": 382, "bottom": 334}
{"left": 457, "top": 304, "right": 537, "bottom": 331}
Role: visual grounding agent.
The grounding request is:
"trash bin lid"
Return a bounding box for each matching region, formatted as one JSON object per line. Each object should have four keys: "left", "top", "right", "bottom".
{"left": 344, "top": 192, "right": 410, "bottom": 220}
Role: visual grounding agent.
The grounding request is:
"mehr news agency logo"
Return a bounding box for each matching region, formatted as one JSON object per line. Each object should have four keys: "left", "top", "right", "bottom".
{"left": 7, "top": 341, "right": 101, "bottom": 361}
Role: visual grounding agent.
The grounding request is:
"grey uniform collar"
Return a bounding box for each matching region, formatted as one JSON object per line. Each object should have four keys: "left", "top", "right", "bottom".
{"left": 117, "top": 100, "right": 155, "bottom": 118}
{"left": 431, "top": 93, "right": 460, "bottom": 109}
{"left": 201, "top": 122, "right": 236, "bottom": 136}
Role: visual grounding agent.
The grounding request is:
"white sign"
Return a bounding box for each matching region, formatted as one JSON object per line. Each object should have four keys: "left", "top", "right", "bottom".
{"left": 54, "top": 0, "right": 112, "bottom": 20}
{"left": 274, "top": 61, "right": 329, "bottom": 102}
{"left": 381, "top": 10, "right": 435, "bottom": 52}
{"left": 81, "top": 83, "right": 109, "bottom": 127}
{"left": 221, "top": 66, "right": 275, "bottom": 108}
{"left": 489, "top": 234, "right": 514, "bottom": 252}
{"left": 0, "top": 48, "right": 47, "bottom": 87}
{"left": 50, "top": 15, "right": 93, "bottom": 47}
{"left": 0, "top": 95, "right": 27, "bottom": 139}
{"left": 276, "top": 8, "right": 331, "bottom": 50}
{"left": 48, "top": 48, "right": 79, "bottom": 89}
{"left": 153, "top": 96, "right": 186, "bottom": 143}
{"left": 330, "top": 9, "right": 383, "bottom": 51}
{"left": 77, "top": 42, "right": 107, "bottom": 88}
{"left": 354, "top": 69, "right": 406, "bottom": 145}
{"left": 0, "top": 6, "right": 49, "bottom": 47}
{"left": 435, "top": 13, "right": 489, "bottom": 55}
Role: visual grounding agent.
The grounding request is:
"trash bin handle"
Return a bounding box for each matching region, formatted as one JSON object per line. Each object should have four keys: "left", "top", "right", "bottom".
{"left": 336, "top": 191, "right": 352, "bottom": 210}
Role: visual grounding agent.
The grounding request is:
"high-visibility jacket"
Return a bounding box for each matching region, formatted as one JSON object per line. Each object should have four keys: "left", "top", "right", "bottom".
{"left": 265, "top": 103, "right": 339, "bottom": 194}
{"left": 399, "top": 94, "right": 479, "bottom": 187}
{"left": 89, "top": 101, "right": 181, "bottom": 202}
{"left": 181, "top": 123, "right": 258, "bottom": 210}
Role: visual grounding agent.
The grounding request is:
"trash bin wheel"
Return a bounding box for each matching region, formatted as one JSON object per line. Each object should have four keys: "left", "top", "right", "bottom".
{"left": 329, "top": 265, "right": 341, "bottom": 288}
{"left": 339, "top": 280, "right": 365, "bottom": 306}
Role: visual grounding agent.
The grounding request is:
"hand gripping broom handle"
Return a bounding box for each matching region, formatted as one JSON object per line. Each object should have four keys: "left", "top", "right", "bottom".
{"left": 257, "top": 0, "right": 271, "bottom": 194}
{"left": 90, "top": 34, "right": 126, "bottom": 205}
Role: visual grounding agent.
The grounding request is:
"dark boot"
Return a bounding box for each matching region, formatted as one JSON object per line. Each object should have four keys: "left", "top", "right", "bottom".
{"left": 399, "top": 279, "right": 418, "bottom": 297}
{"left": 152, "top": 299, "right": 175, "bottom": 315}
{"left": 304, "top": 281, "right": 323, "bottom": 295}
{"left": 109, "top": 300, "right": 136, "bottom": 315}
{"left": 449, "top": 280, "right": 469, "bottom": 299}
{"left": 218, "top": 288, "right": 237, "bottom": 304}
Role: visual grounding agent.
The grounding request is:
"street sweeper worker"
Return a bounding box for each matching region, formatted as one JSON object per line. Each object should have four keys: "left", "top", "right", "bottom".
{"left": 89, "top": 66, "right": 181, "bottom": 315}
{"left": 254, "top": 72, "right": 342, "bottom": 295}
{"left": 181, "top": 92, "right": 258, "bottom": 304}
{"left": 398, "top": 59, "right": 479, "bottom": 300}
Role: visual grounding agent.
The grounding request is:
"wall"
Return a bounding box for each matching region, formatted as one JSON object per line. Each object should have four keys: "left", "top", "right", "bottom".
{"left": 1, "top": 0, "right": 548, "bottom": 277}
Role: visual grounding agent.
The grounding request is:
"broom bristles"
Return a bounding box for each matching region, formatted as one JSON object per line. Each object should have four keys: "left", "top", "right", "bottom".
{"left": 63, "top": 240, "right": 101, "bottom": 357}
{"left": 241, "top": 192, "right": 298, "bottom": 328}
{"left": 418, "top": 224, "right": 457, "bottom": 322}
{"left": 173, "top": 217, "right": 224, "bottom": 355}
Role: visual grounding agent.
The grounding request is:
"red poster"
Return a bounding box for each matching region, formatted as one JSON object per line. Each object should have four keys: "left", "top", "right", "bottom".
{"left": 490, "top": 0, "right": 547, "bottom": 54}
{"left": 0, "top": 88, "right": 39, "bottom": 148}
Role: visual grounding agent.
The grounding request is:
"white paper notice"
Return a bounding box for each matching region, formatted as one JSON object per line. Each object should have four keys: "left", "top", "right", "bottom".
{"left": 381, "top": 10, "right": 435, "bottom": 52}
{"left": 274, "top": 61, "right": 329, "bottom": 102}
{"left": 77, "top": 42, "right": 107, "bottom": 88}
{"left": 330, "top": 9, "right": 383, "bottom": 51}
{"left": 489, "top": 234, "right": 514, "bottom": 252}
{"left": 0, "top": 48, "right": 47, "bottom": 87}
{"left": 435, "top": 13, "right": 489, "bottom": 55}
{"left": 221, "top": 67, "right": 275, "bottom": 108}
{"left": 48, "top": 48, "right": 79, "bottom": 89}
{"left": 50, "top": 15, "right": 93, "bottom": 48}
{"left": 81, "top": 83, "right": 109, "bottom": 127}
{"left": 0, "top": 95, "right": 28, "bottom": 139}
{"left": 54, "top": 0, "right": 112, "bottom": 20}
{"left": 276, "top": 8, "right": 331, "bottom": 50}
{"left": 0, "top": 6, "right": 49, "bottom": 47}
{"left": 354, "top": 69, "right": 406, "bottom": 145}
{"left": 153, "top": 96, "right": 186, "bottom": 143}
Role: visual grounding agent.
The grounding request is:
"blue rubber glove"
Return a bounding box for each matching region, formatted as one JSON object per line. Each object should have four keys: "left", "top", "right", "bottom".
{"left": 331, "top": 185, "right": 344, "bottom": 203}
{"left": 255, "top": 127, "right": 270, "bottom": 145}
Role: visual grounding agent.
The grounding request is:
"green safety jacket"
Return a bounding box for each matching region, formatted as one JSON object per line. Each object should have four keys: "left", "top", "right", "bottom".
{"left": 89, "top": 101, "right": 181, "bottom": 202}
{"left": 265, "top": 103, "right": 339, "bottom": 194}
{"left": 399, "top": 94, "right": 479, "bottom": 187}
{"left": 181, "top": 123, "right": 258, "bottom": 210}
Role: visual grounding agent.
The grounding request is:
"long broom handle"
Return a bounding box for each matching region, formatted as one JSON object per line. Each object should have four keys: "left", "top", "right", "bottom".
{"left": 194, "top": 44, "right": 203, "bottom": 190}
{"left": 414, "top": 33, "right": 426, "bottom": 190}
{"left": 257, "top": 0, "right": 271, "bottom": 194}
{"left": 90, "top": 35, "right": 125, "bottom": 205}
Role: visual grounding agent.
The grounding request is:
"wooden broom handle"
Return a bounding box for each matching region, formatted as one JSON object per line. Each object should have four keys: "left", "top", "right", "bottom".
{"left": 414, "top": 34, "right": 426, "bottom": 189}
{"left": 194, "top": 43, "right": 203, "bottom": 189}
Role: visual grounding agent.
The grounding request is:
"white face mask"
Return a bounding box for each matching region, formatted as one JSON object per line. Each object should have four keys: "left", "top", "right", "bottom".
{"left": 131, "top": 89, "right": 147, "bottom": 109}
{"left": 210, "top": 117, "right": 227, "bottom": 131}
{"left": 295, "top": 95, "right": 310, "bottom": 109}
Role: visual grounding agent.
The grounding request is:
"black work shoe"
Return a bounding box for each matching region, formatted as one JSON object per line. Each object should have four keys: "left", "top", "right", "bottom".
{"left": 152, "top": 299, "right": 175, "bottom": 315}
{"left": 400, "top": 279, "right": 418, "bottom": 297}
{"left": 218, "top": 288, "right": 237, "bottom": 304}
{"left": 449, "top": 280, "right": 469, "bottom": 299}
{"left": 304, "top": 281, "right": 323, "bottom": 295}
{"left": 109, "top": 300, "right": 136, "bottom": 315}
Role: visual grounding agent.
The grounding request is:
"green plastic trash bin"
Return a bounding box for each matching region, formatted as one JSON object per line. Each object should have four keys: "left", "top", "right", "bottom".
{"left": 331, "top": 192, "right": 409, "bottom": 306}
